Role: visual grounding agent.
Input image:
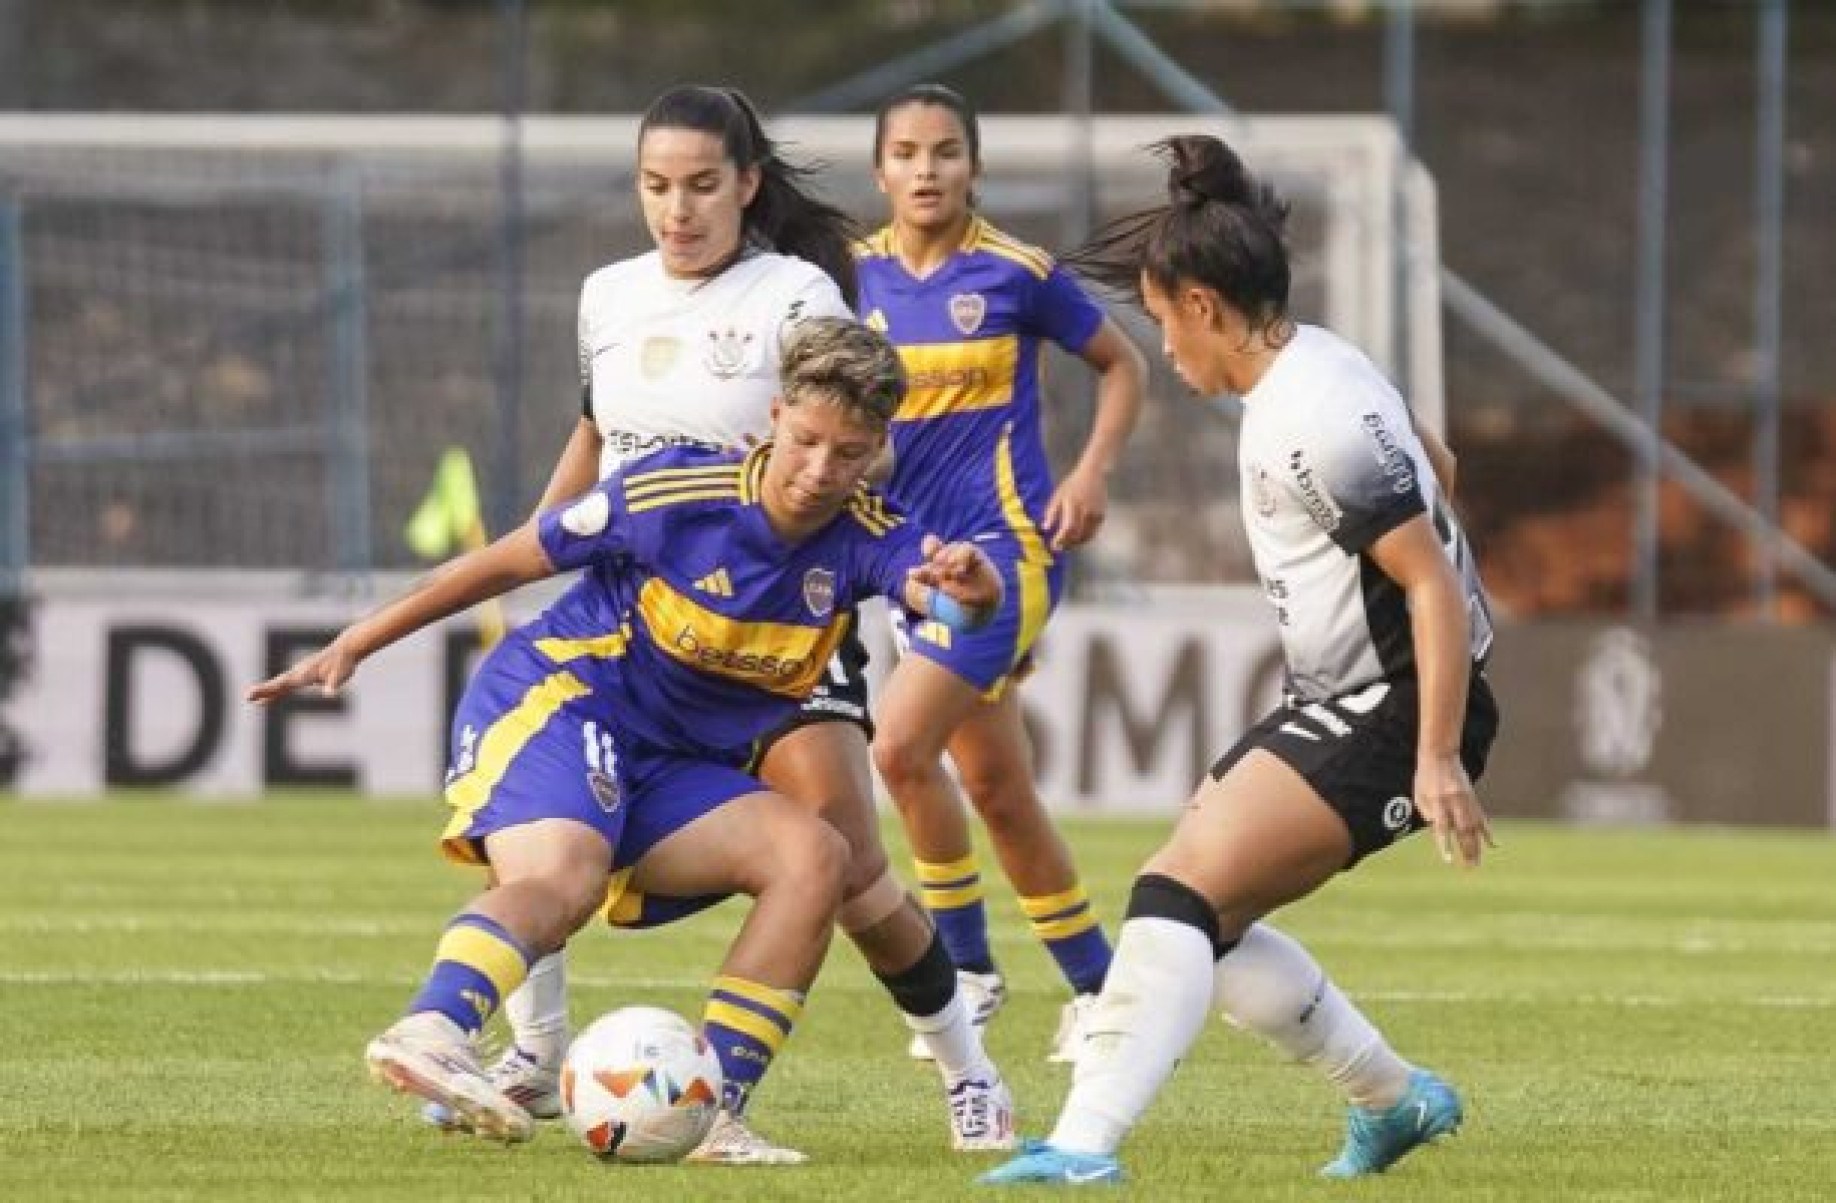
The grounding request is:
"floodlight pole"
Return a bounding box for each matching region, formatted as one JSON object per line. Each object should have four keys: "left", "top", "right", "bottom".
{"left": 1064, "top": 0, "right": 1096, "bottom": 248}
{"left": 1385, "top": 0, "right": 1415, "bottom": 400}
{"left": 323, "top": 173, "right": 373, "bottom": 578}
{"left": 0, "top": 199, "right": 24, "bottom": 589}
{"left": 493, "top": 0, "right": 528, "bottom": 541}
{"left": 1752, "top": 0, "right": 1787, "bottom": 619}
{"left": 1383, "top": 0, "right": 1416, "bottom": 150}
{"left": 1631, "top": 0, "right": 1671, "bottom": 624}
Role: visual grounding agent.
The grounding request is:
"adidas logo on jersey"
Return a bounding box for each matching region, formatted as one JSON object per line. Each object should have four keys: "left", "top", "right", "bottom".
{"left": 694, "top": 567, "right": 734, "bottom": 598}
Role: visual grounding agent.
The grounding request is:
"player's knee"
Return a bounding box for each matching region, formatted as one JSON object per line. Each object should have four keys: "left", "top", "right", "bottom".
{"left": 1125, "top": 872, "right": 1225, "bottom": 957}
{"left": 777, "top": 817, "right": 849, "bottom": 909}
{"left": 511, "top": 872, "right": 606, "bottom": 952}
{"left": 804, "top": 792, "right": 884, "bottom": 871}
{"left": 1213, "top": 923, "right": 1320, "bottom": 1037}
{"left": 871, "top": 728, "right": 938, "bottom": 795}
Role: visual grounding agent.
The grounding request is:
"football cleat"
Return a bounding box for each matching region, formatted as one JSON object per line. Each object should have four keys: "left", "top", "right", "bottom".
{"left": 909, "top": 970, "right": 1007, "bottom": 1061}
{"left": 422, "top": 1044, "right": 563, "bottom": 1131}
{"left": 978, "top": 1139, "right": 1124, "bottom": 1186}
{"left": 1046, "top": 993, "right": 1099, "bottom": 1065}
{"left": 365, "top": 1013, "right": 535, "bottom": 1144}
{"left": 947, "top": 1069, "right": 1017, "bottom": 1152}
{"left": 684, "top": 1109, "right": 809, "bottom": 1166}
{"left": 1319, "top": 1069, "right": 1463, "bottom": 1178}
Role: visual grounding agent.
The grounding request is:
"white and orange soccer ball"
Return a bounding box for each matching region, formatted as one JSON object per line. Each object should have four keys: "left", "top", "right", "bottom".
{"left": 560, "top": 1006, "right": 723, "bottom": 1163}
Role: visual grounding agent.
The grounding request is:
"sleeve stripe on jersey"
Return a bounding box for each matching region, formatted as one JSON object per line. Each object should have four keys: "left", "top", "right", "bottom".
{"left": 738, "top": 446, "right": 770, "bottom": 505}
{"left": 623, "top": 464, "right": 742, "bottom": 498}
{"left": 978, "top": 224, "right": 1053, "bottom": 280}
{"left": 852, "top": 227, "right": 894, "bottom": 260}
{"left": 626, "top": 485, "right": 741, "bottom": 514}
{"left": 847, "top": 496, "right": 903, "bottom": 537}
{"left": 849, "top": 488, "right": 903, "bottom": 528}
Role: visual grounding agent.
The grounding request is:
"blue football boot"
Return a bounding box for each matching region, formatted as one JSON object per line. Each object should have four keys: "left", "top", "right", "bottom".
{"left": 1320, "top": 1069, "right": 1463, "bottom": 1178}
{"left": 979, "top": 1139, "right": 1125, "bottom": 1186}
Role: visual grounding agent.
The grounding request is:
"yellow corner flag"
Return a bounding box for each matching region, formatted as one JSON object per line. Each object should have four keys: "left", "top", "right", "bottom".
{"left": 404, "top": 446, "right": 506, "bottom": 646}
{"left": 405, "top": 446, "right": 484, "bottom": 560}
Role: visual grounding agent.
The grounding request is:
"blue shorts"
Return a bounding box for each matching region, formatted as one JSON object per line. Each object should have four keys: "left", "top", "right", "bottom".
{"left": 891, "top": 544, "right": 1066, "bottom": 698}
{"left": 438, "top": 637, "right": 759, "bottom": 928}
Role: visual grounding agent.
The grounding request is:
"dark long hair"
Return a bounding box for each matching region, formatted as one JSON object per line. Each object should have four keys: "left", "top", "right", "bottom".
{"left": 640, "top": 85, "right": 860, "bottom": 307}
{"left": 1068, "top": 135, "right": 1292, "bottom": 340}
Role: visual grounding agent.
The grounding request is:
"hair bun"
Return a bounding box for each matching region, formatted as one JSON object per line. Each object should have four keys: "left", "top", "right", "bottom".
{"left": 1162, "top": 135, "right": 1252, "bottom": 208}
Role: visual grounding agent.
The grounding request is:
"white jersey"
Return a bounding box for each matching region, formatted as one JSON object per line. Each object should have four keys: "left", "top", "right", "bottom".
{"left": 1238, "top": 324, "right": 1493, "bottom": 701}
{"left": 576, "top": 249, "right": 853, "bottom": 476}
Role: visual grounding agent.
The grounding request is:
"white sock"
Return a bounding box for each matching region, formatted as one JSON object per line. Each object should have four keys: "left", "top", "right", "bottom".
{"left": 503, "top": 950, "right": 571, "bottom": 1065}
{"left": 1047, "top": 917, "right": 1216, "bottom": 1156}
{"left": 903, "top": 992, "right": 990, "bottom": 1081}
{"left": 1214, "top": 923, "right": 1411, "bottom": 1109}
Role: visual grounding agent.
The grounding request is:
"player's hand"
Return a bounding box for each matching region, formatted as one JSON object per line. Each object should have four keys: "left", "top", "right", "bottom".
{"left": 1414, "top": 752, "right": 1493, "bottom": 868}
{"left": 910, "top": 534, "right": 1002, "bottom": 612}
{"left": 1043, "top": 466, "right": 1109, "bottom": 551}
{"left": 246, "top": 634, "right": 363, "bottom": 705}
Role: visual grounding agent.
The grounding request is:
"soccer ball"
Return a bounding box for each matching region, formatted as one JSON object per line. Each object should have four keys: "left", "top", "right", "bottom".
{"left": 560, "top": 1006, "right": 723, "bottom": 1163}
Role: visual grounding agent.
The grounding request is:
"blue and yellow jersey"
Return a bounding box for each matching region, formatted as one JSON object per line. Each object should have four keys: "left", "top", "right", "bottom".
{"left": 526, "top": 444, "right": 926, "bottom": 762}
{"left": 855, "top": 216, "right": 1105, "bottom": 557}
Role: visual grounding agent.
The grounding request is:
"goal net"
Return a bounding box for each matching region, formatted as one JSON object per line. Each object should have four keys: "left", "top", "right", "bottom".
{"left": 0, "top": 113, "right": 1440, "bottom": 589}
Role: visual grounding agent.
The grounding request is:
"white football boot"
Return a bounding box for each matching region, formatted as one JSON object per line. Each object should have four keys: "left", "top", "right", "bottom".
{"left": 685, "top": 1109, "right": 810, "bottom": 1165}
{"left": 365, "top": 1013, "right": 534, "bottom": 1143}
{"left": 423, "top": 1044, "right": 563, "bottom": 1131}
{"left": 945, "top": 1067, "right": 1017, "bottom": 1152}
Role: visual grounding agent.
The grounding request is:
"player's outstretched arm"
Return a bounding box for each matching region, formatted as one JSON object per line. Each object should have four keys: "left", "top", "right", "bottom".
{"left": 901, "top": 534, "right": 1003, "bottom": 632}
{"left": 246, "top": 524, "right": 556, "bottom": 704}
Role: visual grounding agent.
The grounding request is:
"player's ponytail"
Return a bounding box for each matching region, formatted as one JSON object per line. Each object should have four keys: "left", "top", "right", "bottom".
{"left": 640, "top": 86, "right": 861, "bottom": 308}
{"left": 1165, "top": 134, "right": 1256, "bottom": 209}
{"left": 733, "top": 92, "right": 861, "bottom": 310}
{"left": 1067, "top": 134, "right": 1292, "bottom": 340}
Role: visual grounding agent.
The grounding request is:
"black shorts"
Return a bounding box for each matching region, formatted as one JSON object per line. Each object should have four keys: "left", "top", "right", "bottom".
{"left": 1208, "top": 671, "right": 1499, "bottom": 866}
{"left": 757, "top": 616, "right": 873, "bottom": 754}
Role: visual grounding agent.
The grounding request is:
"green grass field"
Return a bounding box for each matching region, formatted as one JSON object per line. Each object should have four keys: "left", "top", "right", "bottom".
{"left": 3, "top": 797, "right": 1833, "bottom": 1201}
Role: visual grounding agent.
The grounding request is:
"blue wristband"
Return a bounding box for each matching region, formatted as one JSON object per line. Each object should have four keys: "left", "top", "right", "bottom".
{"left": 927, "top": 587, "right": 989, "bottom": 632}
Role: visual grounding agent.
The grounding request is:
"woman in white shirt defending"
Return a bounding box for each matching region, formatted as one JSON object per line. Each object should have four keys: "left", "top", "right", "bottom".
{"left": 982, "top": 133, "right": 1499, "bottom": 1188}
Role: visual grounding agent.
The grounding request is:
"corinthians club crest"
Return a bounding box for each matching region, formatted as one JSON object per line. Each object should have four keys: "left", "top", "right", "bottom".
{"left": 802, "top": 567, "right": 836, "bottom": 618}
{"left": 948, "top": 292, "right": 986, "bottom": 336}
{"left": 703, "top": 325, "right": 760, "bottom": 379}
